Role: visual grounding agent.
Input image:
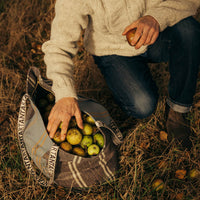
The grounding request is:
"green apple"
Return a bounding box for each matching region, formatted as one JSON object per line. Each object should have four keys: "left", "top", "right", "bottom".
{"left": 80, "top": 136, "right": 93, "bottom": 149}
{"left": 93, "top": 133, "right": 104, "bottom": 148}
{"left": 53, "top": 131, "right": 65, "bottom": 144}
{"left": 66, "top": 128, "right": 82, "bottom": 145}
{"left": 72, "top": 146, "right": 86, "bottom": 157}
{"left": 82, "top": 123, "right": 93, "bottom": 136}
{"left": 60, "top": 142, "right": 72, "bottom": 152}
{"left": 88, "top": 144, "right": 100, "bottom": 156}
{"left": 85, "top": 115, "right": 95, "bottom": 125}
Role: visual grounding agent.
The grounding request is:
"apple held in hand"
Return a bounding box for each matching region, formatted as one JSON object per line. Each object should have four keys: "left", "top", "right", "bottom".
{"left": 126, "top": 28, "right": 136, "bottom": 46}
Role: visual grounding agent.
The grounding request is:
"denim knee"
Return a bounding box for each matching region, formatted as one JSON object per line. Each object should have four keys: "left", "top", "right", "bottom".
{"left": 172, "top": 17, "right": 200, "bottom": 47}
{"left": 122, "top": 91, "right": 158, "bottom": 119}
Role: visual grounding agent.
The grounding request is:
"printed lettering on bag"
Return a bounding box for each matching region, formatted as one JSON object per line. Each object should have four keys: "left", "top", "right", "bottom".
{"left": 110, "top": 120, "right": 123, "bottom": 140}
{"left": 18, "top": 134, "right": 25, "bottom": 149}
{"left": 18, "top": 97, "right": 26, "bottom": 132}
{"left": 48, "top": 145, "right": 59, "bottom": 176}
{"left": 24, "top": 160, "right": 32, "bottom": 170}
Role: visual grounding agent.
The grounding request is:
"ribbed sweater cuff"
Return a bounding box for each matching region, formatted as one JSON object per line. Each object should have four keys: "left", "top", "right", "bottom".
{"left": 52, "top": 86, "right": 78, "bottom": 102}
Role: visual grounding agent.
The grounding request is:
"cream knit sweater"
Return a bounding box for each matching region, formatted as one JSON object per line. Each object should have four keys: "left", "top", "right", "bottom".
{"left": 42, "top": 0, "right": 200, "bottom": 101}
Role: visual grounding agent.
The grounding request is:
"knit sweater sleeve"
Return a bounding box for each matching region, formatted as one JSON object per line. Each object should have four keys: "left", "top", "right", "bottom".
{"left": 42, "top": 0, "right": 88, "bottom": 102}
{"left": 145, "top": 0, "right": 200, "bottom": 31}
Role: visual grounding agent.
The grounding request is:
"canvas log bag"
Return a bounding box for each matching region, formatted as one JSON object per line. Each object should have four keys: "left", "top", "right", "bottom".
{"left": 17, "top": 67, "right": 123, "bottom": 188}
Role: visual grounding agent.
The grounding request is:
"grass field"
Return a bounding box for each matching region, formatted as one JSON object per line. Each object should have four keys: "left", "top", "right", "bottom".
{"left": 0, "top": 1, "right": 200, "bottom": 199}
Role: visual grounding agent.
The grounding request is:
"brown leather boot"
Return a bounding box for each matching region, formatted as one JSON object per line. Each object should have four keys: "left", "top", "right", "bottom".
{"left": 165, "top": 104, "right": 192, "bottom": 150}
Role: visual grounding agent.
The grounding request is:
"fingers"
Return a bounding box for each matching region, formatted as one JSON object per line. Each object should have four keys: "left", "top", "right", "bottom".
{"left": 144, "top": 24, "right": 160, "bottom": 45}
{"left": 47, "top": 105, "right": 66, "bottom": 139}
{"left": 131, "top": 27, "right": 145, "bottom": 48}
{"left": 60, "top": 117, "right": 71, "bottom": 140}
{"left": 149, "top": 29, "right": 159, "bottom": 45}
{"left": 122, "top": 22, "right": 137, "bottom": 35}
{"left": 47, "top": 107, "right": 71, "bottom": 140}
{"left": 75, "top": 109, "right": 83, "bottom": 130}
{"left": 135, "top": 26, "right": 159, "bottom": 49}
{"left": 46, "top": 97, "right": 83, "bottom": 140}
{"left": 48, "top": 117, "right": 61, "bottom": 139}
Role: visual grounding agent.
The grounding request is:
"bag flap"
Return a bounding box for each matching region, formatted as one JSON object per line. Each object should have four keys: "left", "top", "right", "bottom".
{"left": 24, "top": 98, "right": 54, "bottom": 177}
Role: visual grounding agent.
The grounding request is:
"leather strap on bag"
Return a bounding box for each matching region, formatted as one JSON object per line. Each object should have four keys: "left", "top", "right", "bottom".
{"left": 17, "top": 94, "right": 59, "bottom": 187}
{"left": 95, "top": 120, "right": 123, "bottom": 145}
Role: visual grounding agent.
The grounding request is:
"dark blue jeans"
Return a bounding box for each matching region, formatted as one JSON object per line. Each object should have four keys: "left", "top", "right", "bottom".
{"left": 93, "top": 17, "right": 200, "bottom": 119}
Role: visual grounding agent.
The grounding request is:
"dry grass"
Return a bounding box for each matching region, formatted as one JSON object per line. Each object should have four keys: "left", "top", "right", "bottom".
{"left": 0, "top": 1, "right": 200, "bottom": 199}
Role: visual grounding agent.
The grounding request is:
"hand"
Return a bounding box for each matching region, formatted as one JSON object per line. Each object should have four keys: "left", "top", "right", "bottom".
{"left": 122, "top": 15, "right": 160, "bottom": 49}
{"left": 47, "top": 97, "right": 83, "bottom": 140}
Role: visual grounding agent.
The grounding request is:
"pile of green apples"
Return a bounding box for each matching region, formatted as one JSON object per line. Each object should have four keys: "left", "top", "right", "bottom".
{"left": 37, "top": 93, "right": 104, "bottom": 157}
{"left": 53, "top": 113, "right": 104, "bottom": 157}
